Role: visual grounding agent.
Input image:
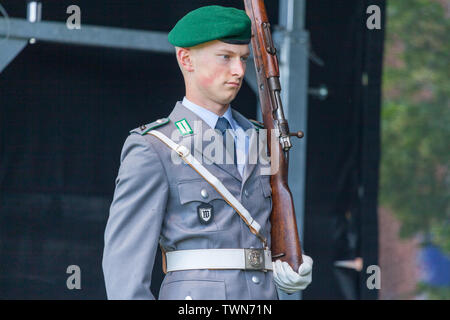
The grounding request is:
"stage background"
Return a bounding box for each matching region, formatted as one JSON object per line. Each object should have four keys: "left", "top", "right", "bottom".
{"left": 0, "top": 0, "right": 384, "bottom": 299}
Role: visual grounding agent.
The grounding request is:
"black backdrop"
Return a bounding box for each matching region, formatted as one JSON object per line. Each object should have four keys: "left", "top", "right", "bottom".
{"left": 0, "top": 0, "right": 384, "bottom": 299}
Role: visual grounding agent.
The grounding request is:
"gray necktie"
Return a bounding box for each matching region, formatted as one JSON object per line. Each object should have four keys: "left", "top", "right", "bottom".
{"left": 215, "top": 117, "right": 237, "bottom": 166}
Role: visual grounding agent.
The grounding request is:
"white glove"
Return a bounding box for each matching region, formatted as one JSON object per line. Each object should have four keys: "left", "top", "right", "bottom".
{"left": 272, "top": 254, "right": 313, "bottom": 294}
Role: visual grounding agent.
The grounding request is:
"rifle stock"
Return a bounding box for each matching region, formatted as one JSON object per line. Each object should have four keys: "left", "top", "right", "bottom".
{"left": 243, "top": 0, "right": 303, "bottom": 271}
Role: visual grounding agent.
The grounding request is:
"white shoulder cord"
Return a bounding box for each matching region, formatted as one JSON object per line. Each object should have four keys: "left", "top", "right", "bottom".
{"left": 147, "top": 130, "right": 267, "bottom": 247}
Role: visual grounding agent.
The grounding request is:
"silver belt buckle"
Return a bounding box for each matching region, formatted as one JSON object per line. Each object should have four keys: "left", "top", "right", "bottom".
{"left": 244, "top": 248, "right": 265, "bottom": 271}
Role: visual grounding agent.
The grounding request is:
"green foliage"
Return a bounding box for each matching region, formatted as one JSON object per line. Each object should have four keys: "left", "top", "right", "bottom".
{"left": 417, "top": 282, "right": 450, "bottom": 299}
{"left": 380, "top": 0, "right": 450, "bottom": 252}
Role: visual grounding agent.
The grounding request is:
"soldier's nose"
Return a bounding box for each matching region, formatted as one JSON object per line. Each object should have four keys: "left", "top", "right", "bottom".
{"left": 231, "top": 60, "right": 245, "bottom": 78}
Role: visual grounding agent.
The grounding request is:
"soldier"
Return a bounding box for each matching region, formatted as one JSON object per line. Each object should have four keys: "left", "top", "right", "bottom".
{"left": 102, "top": 5, "right": 313, "bottom": 300}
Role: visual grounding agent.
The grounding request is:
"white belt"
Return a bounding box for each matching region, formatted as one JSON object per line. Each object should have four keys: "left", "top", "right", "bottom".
{"left": 165, "top": 249, "right": 273, "bottom": 272}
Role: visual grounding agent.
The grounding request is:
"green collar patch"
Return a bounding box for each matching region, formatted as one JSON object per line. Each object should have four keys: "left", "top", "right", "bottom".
{"left": 175, "top": 118, "right": 193, "bottom": 136}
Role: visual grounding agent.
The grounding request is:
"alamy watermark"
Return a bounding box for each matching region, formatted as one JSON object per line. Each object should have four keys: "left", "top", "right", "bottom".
{"left": 66, "top": 5, "right": 81, "bottom": 30}
{"left": 166, "top": 120, "right": 281, "bottom": 175}
{"left": 66, "top": 265, "right": 81, "bottom": 290}
{"left": 366, "top": 5, "right": 381, "bottom": 30}
{"left": 366, "top": 264, "right": 381, "bottom": 290}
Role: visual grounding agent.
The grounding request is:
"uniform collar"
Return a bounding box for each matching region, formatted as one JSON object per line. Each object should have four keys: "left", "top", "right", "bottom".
{"left": 182, "top": 97, "right": 238, "bottom": 131}
{"left": 168, "top": 101, "right": 259, "bottom": 184}
{"left": 169, "top": 100, "right": 243, "bottom": 182}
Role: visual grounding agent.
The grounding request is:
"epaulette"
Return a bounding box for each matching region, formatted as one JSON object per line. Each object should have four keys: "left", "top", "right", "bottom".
{"left": 129, "top": 117, "right": 170, "bottom": 135}
{"left": 249, "top": 119, "right": 264, "bottom": 130}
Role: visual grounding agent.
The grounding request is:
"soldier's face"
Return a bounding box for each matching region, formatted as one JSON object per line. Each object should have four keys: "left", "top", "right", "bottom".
{"left": 190, "top": 41, "right": 250, "bottom": 106}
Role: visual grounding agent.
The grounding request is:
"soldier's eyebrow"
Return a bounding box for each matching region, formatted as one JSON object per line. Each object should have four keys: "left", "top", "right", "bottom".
{"left": 217, "top": 49, "right": 250, "bottom": 57}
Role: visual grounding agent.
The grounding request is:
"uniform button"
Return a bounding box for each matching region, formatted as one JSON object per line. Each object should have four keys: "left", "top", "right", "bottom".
{"left": 200, "top": 189, "right": 209, "bottom": 199}
{"left": 244, "top": 189, "right": 249, "bottom": 197}
{"left": 252, "top": 276, "right": 260, "bottom": 284}
{"left": 185, "top": 295, "right": 193, "bottom": 300}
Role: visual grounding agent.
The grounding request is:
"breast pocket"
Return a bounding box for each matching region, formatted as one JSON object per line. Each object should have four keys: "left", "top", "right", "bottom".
{"left": 259, "top": 175, "right": 272, "bottom": 198}
{"left": 176, "top": 179, "right": 227, "bottom": 232}
{"left": 259, "top": 175, "right": 272, "bottom": 211}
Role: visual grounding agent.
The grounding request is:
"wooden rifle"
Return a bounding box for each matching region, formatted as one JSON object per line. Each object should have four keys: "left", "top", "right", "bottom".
{"left": 243, "top": 0, "right": 304, "bottom": 270}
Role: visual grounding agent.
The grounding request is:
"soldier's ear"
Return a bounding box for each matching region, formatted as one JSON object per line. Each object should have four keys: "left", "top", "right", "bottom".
{"left": 176, "top": 47, "right": 195, "bottom": 73}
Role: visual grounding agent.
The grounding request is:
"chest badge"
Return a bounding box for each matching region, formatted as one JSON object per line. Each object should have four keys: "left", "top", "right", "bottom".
{"left": 197, "top": 203, "right": 214, "bottom": 224}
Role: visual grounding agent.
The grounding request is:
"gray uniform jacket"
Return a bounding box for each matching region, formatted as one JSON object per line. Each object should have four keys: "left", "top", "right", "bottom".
{"left": 102, "top": 102, "right": 277, "bottom": 300}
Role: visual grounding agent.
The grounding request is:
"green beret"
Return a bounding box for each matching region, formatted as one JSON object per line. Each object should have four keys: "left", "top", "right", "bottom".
{"left": 168, "top": 5, "right": 252, "bottom": 47}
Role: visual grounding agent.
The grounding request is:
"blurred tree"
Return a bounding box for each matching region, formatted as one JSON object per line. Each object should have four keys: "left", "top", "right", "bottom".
{"left": 380, "top": 0, "right": 450, "bottom": 297}
{"left": 380, "top": 0, "right": 450, "bottom": 299}
{"left": 381, "top": 0, "right": 450, "bottom": 250}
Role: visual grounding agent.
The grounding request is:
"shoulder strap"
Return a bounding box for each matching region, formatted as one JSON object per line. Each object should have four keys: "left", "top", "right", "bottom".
{"left": 130, "top": 118, "right": 170, "bottom": 135}
{"left": 147, "top": 129, "right": 267, "bottom": 247}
